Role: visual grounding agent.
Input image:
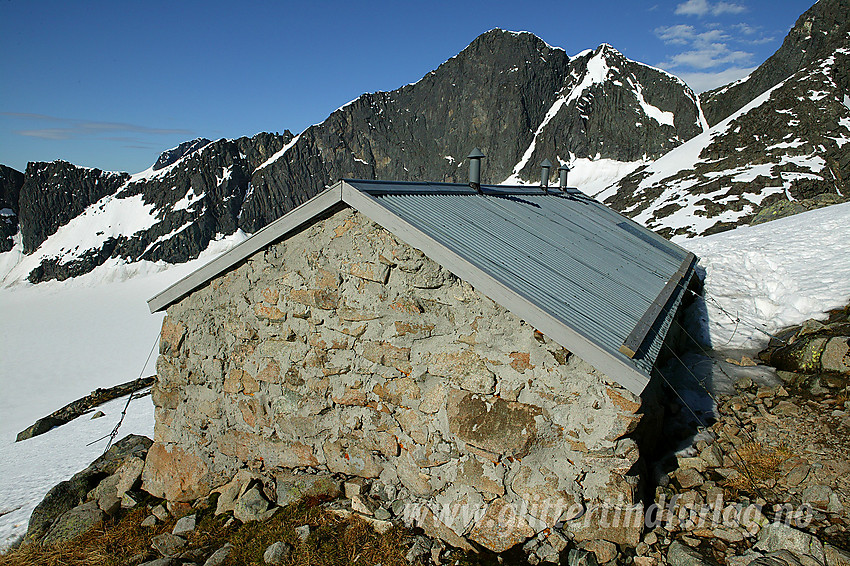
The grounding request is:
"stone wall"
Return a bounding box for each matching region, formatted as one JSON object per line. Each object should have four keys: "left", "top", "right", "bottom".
{"left": 142, "top": 207, "right": 648, "bottom": 550}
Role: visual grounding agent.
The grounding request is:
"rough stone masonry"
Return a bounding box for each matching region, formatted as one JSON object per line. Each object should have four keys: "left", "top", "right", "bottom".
{"left": 142, "top": 207, "right": 649, "bottom": 551}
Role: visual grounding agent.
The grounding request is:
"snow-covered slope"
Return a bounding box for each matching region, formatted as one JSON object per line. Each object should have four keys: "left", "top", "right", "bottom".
{"left": 683, "top": 201, "right": 850, "bottom": 350}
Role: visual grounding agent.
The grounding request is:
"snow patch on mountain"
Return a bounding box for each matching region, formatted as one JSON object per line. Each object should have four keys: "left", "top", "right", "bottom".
{"left": 506, "top": 92, "right": 571, "bottom": 182}
{"left": 254, "top": 133, "right": 302, "bottom": 172}
{"left": 567, "top": 47, "right": 612, "bottom": 104}
{"left": 172, "top": 186, "right": 205, "bottom": 212}
{"left": 634, "top": 82, "right": 675, "bottom": 127}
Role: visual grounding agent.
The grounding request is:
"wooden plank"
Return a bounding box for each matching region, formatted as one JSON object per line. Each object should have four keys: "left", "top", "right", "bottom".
{"left": 342, "top": 181, "right": 650, "bottom": 395}
{"left": 147, "top": 183, "right": 344, "bottom": 313}
{"left": 619, "top": 252, "right": 696, "bottom": 358}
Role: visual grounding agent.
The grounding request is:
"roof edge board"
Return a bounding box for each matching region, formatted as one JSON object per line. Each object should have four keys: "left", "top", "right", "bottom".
{"left": 147, "top": 183, "right": 345, "bottom": 313}
{"left": 341, "top": 181, "right": 650, "bottom": 395}
{"left": 619, "top": 252, "right": 697, "bottom": 358}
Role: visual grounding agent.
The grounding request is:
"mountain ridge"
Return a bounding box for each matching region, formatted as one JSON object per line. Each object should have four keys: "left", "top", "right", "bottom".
{"left": 1, "top": 28, "right": 705, "bottom": 284}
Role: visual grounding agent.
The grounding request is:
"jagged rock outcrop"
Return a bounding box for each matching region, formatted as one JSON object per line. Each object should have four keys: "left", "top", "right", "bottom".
{"left": 24, "top": 434, "right": 151, "bottom": 545}
{"left": 153, "top": 138, "right": 212, "bottom": 171}
{"left": 0, "top": 164, "right": 25, "bottom": 253}
{"left": 3, "top": 29, "right": 705, "bottom": 283}
{"left": 599, "top": 1, "right": 850, "bottom": 239}
{"left": 701, "top": 0, "right": 850, "bottom": 126}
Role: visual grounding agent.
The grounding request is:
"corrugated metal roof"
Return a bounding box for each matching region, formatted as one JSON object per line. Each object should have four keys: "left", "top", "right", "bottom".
{"left": 148, "top": 179, "right": 697, "bottom": 394}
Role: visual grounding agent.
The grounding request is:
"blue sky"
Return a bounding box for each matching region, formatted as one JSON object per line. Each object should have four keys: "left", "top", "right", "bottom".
{"left": 1, "top": 0, "right": 814, "bottom": 174}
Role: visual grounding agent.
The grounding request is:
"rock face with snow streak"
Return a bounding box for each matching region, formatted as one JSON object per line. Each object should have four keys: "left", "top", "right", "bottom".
{"left": 503, "top": 43, "right": 704, "bottom": 183}
{"left": 2, "top": 29, "right": 704, "bottom": 283}
{"left": 599, "top": 2, "right": 850, "bottom": 239}
{"left": 701, "top": 0, "right": 850, "bottom": 127}
{"left": 0, "top": 164, "right": 24, "bottom": 253}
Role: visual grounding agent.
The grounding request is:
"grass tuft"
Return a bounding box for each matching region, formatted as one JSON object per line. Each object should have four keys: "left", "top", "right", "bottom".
{"left": 724, "top": 441, "right": 792, "bottom": 497}
{"left": 0, "top": 496, "right": 415, "bottom": 566}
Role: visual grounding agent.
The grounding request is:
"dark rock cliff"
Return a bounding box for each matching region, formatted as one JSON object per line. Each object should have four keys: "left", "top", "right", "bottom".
{"left": 0, "top": 164, "right": 25, "bottom": 253}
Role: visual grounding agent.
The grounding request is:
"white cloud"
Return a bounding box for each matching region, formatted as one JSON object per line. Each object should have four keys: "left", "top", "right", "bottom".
{"left": 678, "top": 66, "right": 757, "bottom": 92}
{"left": 675, "top": 0, "right": 746, "bottom": 17}
{"left": 656, "top": 24, "right": 752, "bottom": 70}
{"left": 662, "top": 44, "right": 753, "bottom": 69}
{"left": 655, "top": 24, "right": 697, "bottom": 45}
{"left": 5, "top": 113, "right": 192, "bottom": 141}
{"left": 656, "top": 25, "right": 729, "bottom": 45}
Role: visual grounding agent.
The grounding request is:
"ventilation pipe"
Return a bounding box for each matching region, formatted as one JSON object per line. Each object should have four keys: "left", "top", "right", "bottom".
{"left": 468, "top": 148, "right": 485, "bottom": 194}
{"left": 559, "top": 164, "right": 571, "bottom": 191}
{"left": 540, "top": 158, "right": 553, "bottom": 192}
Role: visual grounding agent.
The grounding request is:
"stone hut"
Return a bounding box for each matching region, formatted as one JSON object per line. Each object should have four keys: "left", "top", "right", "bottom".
{"left": 142, "top": 179, "right": 698, "bottom": 551}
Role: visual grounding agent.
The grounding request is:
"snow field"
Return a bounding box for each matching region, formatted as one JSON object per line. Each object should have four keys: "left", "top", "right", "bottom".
{"left": 681, "top": 201, "right": 850, "bottom": 349}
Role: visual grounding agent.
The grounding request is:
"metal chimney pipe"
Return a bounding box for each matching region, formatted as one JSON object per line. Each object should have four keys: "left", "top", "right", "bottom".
{"left": 558, "top": 164, "right": 571, "bottom": 190}
{"left": 540, "top": 158, "right": 553, "bottom": 192}
{"left": 468, "top": 148, "right": 485, "bottom": 194}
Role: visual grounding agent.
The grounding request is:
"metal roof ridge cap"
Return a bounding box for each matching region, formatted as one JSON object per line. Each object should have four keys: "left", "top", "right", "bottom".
{"left": 147, "top": 182, "right": 345, "bottom": 313}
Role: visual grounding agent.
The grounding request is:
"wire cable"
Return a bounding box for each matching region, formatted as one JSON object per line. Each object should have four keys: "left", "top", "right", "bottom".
{"left": 88, "top": 332, "right": 159, "bottom": 451}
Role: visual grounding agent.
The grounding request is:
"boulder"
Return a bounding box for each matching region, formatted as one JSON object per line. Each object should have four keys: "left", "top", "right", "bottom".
{"left": 25, "top": 434, "right": 151, "bottom": 545}
{"left": 274, "top": 470, "right": 341, "bottom": 507}
{"left": 93, "top": 473, "right": 122, "bottom": 515}
{"left": 41, "top": 500, "right": 104, "bottom": 545}
{"left": 172, "top": 514, "right": 196, "bottom": 535}
{"left": 151, "top": 533, "right": 186, "bottom": 557}
{"left": 203, "top": 543, "right": 233, "bottom": 566}
{"left": 754, "top": 522, "right": 825, "bottom": 565}
{"left": 234, "top": 486, "right": 276, "bottom": 523}
{"left": 264, "top": 541, "right": 292, "bottom": 565}
{"left": 667, "top": 541, "right": 713, "bottom": 566}
{"left": 214, "top": 469, "right": 257, "bottom": 515}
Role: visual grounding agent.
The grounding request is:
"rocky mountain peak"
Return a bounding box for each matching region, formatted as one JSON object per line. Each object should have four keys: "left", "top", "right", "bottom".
{"left": 153, "top": 138, "right": 212, "bottom": 171}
